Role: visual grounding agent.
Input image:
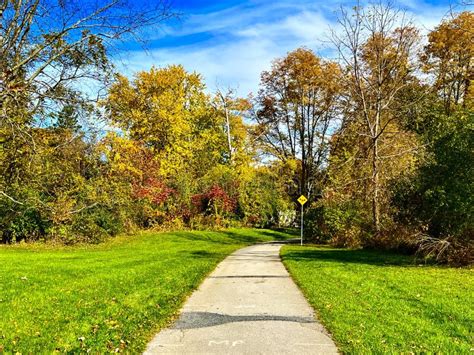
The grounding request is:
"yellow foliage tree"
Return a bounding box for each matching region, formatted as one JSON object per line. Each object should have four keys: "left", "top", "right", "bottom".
{"left": 422, "top": 11, "right": 474, "bottom": 114}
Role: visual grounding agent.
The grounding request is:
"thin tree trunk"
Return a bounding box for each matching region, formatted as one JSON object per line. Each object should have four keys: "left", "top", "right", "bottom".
{"left": 216, "top": 90, "right": 233, "bottom": 163}
{"left": 224, "top": 104, "right": 233, "bottom": 162}
{"left": 372, "top": 131, "right": 380, "bottom": 234}
{"left": 300, "top": 97, "right": 306, "bottom": 197}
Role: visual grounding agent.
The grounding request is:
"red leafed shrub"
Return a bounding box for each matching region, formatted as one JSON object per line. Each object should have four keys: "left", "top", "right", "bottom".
{"left": 191, "top": 185, "right": 236, "bottom": 215}
{"left": 133, "top": 177, "right": 174, "bottom": 205}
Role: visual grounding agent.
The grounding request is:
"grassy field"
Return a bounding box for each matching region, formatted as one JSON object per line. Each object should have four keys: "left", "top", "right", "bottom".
{"left": 0, "top": 228, "right": 293, "bottom": 353}
{"left": 281, "top": 246, "right": 473, "bottom": 354}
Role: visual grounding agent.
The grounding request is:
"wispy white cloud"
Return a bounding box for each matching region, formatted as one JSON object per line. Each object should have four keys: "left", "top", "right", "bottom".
{"left": 119, "top": 37, "right": 279, "bottom": 96}
{"left": 117, "top": 0, "right": 454, "bottom": 97}
{"left": 236, "top": 10, "right": 332, "bottom": 44}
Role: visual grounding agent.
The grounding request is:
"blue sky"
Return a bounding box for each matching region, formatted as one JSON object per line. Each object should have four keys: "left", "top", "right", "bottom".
{"left": 117, "top": 0, "right": 463, "bottom": 97}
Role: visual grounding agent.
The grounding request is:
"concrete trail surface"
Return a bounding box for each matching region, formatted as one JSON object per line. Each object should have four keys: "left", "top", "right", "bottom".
{"left": 145, "top": 243, "right": 338, "bottom": 354}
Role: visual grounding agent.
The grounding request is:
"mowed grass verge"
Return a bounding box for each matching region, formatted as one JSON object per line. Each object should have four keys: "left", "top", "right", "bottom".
{"left": 281, "top": 246, "right": 473, "bottom": 354}
{"left": 0, "top": 228, "right": 293, "bottom": 353}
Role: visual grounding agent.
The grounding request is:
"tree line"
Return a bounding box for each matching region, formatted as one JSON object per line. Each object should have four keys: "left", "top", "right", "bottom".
{"left": 0, "top": 1, "right": 472, "bottom": 264}
{"left": 259, "top": 6, "right": 472, "bottom": 265}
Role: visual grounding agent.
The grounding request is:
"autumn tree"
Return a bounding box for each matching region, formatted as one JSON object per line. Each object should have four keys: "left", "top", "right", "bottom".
{"left": 106, "top": 66, "right": 207, "bottom": 149}
{"left": 0, "top": 0, "right": 174, "bottom": 142}
{"left": 331, "top": 3, "right": 420, "bottom": 234}
{"left": 0, "top": 0, "right": 173, "bottom": 118}
{"left": 104, "top": 66, "right": 226, "bottom": 217}
{"left": 386, "top": 12, "right": 474, "bottom": 263}
{"left": 422, "top": 11, "right": 474, "bottom": 114}
{"left": 0, "top": 0, "right": 175, "bottom": 241}
{"left": 253, "top": 48, "right": 341, "bottom": 200}
{"left": 105, "top": 66, "right": 228, "bottom": 178}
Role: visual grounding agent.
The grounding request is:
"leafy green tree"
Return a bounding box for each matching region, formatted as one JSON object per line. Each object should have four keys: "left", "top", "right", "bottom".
{"left": 392, "top": 108, "right": 473, "bottom": 264}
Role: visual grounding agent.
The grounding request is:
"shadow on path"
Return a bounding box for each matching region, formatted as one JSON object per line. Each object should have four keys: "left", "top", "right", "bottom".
{"left": 209, "top": 275, "right": 289, "bottom": 279}
{"left": 173, "top": 312, "right": 314, "bottom": 329}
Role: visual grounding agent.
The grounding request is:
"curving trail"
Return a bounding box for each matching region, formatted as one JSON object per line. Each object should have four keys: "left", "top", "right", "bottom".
{"left": 145, "top": 243, "right": 338, "bottom": 354}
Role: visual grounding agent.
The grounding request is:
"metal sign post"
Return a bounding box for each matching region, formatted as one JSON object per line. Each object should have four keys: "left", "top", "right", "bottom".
{"left": 297, "top": 195, "right": 307, "bottom": 246}
{"left": 300, "top": 203, "right": 304, "bottom": 246}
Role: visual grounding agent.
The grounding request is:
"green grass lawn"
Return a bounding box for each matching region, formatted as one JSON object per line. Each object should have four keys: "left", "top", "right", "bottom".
{"left": 281, "top": 246, "right": 474, "bottom": 354}
{"left": 0, "top": 228, "right": 293, "bottom": 353}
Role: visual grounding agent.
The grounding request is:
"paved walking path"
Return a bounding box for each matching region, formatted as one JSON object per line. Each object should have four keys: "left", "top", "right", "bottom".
{"left": 145, "top": 243, "right": 338, "bottom": 354}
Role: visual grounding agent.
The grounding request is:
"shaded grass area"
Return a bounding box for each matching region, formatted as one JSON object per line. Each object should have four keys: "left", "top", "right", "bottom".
{"left": 0, "top": 228, "right": 293, "bottom": 353}
{"left": 281, "top": 246, "right": 473, "bottom": 354}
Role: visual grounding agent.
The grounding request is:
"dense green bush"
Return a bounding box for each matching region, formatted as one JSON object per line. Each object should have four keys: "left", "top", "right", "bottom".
{"left": 0, "top": 206, "right": 48, "bottom": 243}
{"left": 392, "top": 110, "right": 473, "bottom": 264}
{"left": 304, "top": 201, "right": 369, "bottom": 247}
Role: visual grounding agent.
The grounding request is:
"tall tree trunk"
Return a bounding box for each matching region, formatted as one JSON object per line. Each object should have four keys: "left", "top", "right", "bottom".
{"left": 372, "top": 135, "right": 380, "bottom": 234}
{"left": 301, "top": 157, "right": 306, "bottom": 196}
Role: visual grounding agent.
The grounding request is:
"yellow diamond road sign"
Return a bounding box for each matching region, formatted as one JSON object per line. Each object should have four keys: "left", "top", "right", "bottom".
{"left": 297, "top": 195, "right": 308, "bottom": 206}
